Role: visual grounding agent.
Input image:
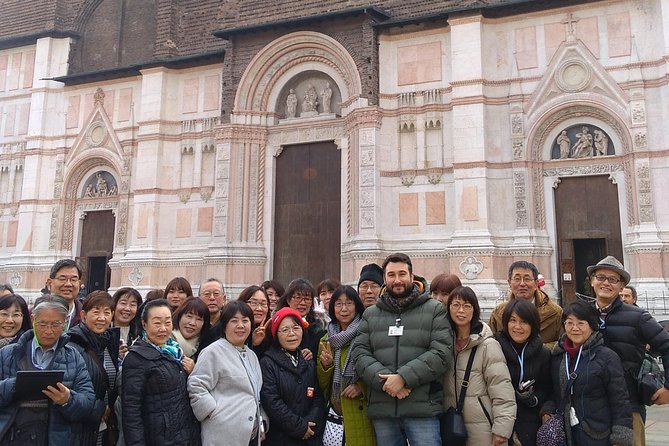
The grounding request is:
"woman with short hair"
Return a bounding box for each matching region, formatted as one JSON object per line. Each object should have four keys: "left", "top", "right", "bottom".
{"left": 495, "top": 299, "right": 551, "bottom": 446}
{"left": 171, "top": 297, "right": 210, "bottom": 359}
{"left": 121, "top": 299, "right": 200, "bottom": 446}
{"left": 429, "top": 273, "right": 462, "bottom": 306}
{"left": 164, "top": 277, "right": 193, "bottom": 311}
{"left": 188, "top": 300, "right": 265, "bottom": 446}
{"left": 541, "top": 301, "right": 633, "bottom": 446}
{"left": 0, "top": 294, "right": 31, "bottom": 348}
{"left": 68, "top": 291, "right": 120, "bottom": 445}
{"left": 238, "top": 285, "right": 271, "bottom": 356}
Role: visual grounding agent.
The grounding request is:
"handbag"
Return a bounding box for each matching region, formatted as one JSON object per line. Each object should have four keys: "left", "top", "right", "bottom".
{"left": 322, "top": 406, "right": 345, "bottom": 446}
{"left": 536, "top": 414, "right": 566, "bottom": 446}
{"left": 441, "top": 346, "right": 478, "bottom": 446}
{"left": 637, "top": 352, "right": 664, "bottom": 406}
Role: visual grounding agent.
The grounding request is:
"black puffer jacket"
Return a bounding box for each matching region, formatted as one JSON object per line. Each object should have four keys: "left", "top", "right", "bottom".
{"left": 496, "top": 332, "right": 551, "bottom": 446}
{"left": 260, "top": 346, "right": 325, "bottom": 446}
{"left": 121, "top": 339, "right": 200, "bottom": 446}
{"left": 543, "top": 332, "right": 633, "bottom": 446}
{"left": 68, "top": 324, "right": 119, "bottom": 446}
{"left": 596, "top": 297, "right": 669, "bottom": 412}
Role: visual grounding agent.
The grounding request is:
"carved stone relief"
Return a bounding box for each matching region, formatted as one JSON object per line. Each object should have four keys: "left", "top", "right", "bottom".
{"left": 511, "top": 114, "right": 523, "bottom": 136}
{"left": 514, "top": 172, "right": 528, "bottom": 227}
{"left": 459, "top": 256, "right": 483, "bottom": 280}
{"left": 555, "top": 58, "right": 592, "bottom": 93}
{"left": 81, "top": 171, "right": 118, "bottom": 198}
{"left": 631, "top": 101, "right": 646, "bottom": 125}
{"left": 550, "top": 124, "right": 613, "bottom": 159}
{"left": 48, "top": 207, "right": 59, "bottom": 250}
{"left": 9, "top": 272, "right": 22, "bottom": 289}
{"left": 636, "top": 162, "right": 654, "bottom": 223}
{"left": 128, "top": 266, "right": 144, "bottom": 287}
{"left": 512, "top": 140, "right": 524, "bottom": 160}
{"left": 279, "top": 75, "right": 340, "bottom": 119}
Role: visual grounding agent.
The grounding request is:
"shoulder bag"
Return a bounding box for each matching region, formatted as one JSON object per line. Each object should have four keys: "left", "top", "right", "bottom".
{"left": 441, "top": 346, "right": 478, "bottom": 446}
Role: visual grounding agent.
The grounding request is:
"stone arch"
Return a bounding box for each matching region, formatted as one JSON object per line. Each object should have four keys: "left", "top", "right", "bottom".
{"left": 234, "top": 31, "right": 363, "bottom": 114}
{"left": 527, "top": 99, "right": 632, "bottom": 161}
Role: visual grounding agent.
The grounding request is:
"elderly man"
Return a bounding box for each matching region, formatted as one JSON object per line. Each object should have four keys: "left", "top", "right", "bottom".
{"left": 587, "top": 256, "right": 669, "bottom": 445}
{"left": 620, "top": 285, "right": 638, "bottom": 306}
{"left": 197, "top": 278, "right": 227, "bottom": 352}
{"left": 0, "top": 295, "right": 95, "bottom": 444}
{"left": 353, "top": 253, "right": 452, "bottom": 446}
{"left": 489, "top": 261, "right": 562, "bottom": 347}
{"left": 46, "top": 259, "right": 84, "bottom": 328}
{"left": 357, "top": 263, "right": 384, "bottom": 308}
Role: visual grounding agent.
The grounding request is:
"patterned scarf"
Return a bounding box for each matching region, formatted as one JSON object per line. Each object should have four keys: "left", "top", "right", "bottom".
{"left": 379, "top": 281, "right": 422, "bottom": 314}
{"left": 142, "top": 331, "right": 183, "bottom": 362}
{"left": 0, "top": 336, "right": 16, "bottom": 348}
{"left": 326, "top": 315, "right": 361, "bottom": 402}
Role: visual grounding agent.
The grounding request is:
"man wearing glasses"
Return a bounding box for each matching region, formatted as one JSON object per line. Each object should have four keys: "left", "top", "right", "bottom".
{"left": 357, "top": 263, "right": 384, "bottom": 308}
{"left": 45, "top": 259, "right": 84, "bottom": 328}
{"left": 488, "top": 261, "right": 562, "bottom": 347}
{"left": 587, "top": 256, "right": 669, "bottom": 445}
{"left": 197, "top": 278, "right": 228, "bottom": 352}
{"left": 353, "top": 253, "right": 452, "bottom": 446}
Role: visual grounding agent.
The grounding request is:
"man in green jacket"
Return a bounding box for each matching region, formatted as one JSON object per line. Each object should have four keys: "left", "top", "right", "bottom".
{"left": 353, "top": 252, "right": 453, "bottom": 446}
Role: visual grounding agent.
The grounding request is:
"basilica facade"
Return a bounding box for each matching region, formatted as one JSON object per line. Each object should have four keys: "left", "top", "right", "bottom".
{"left": 0, "top": 0, "right": 667, "bottom": 309}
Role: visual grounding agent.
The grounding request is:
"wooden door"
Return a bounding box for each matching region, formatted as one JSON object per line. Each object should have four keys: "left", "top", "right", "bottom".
{"left": 273, "top": 142, "right": 341, "bottom": 287}
{"left": 554, "top": 176, "right": 623, "bottom": 304}
{"left": 79, "top": 210, "right": 115, "bottom": 292}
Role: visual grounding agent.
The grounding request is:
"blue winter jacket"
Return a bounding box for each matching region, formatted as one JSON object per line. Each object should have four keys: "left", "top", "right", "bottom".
{"left": 0, "top": 330, "right": 96, "bottom": 445}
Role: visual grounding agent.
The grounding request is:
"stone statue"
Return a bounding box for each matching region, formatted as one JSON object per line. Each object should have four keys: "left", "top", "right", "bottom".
{"left": 320, "top": 82, "right": 332, "bottom": 114}
{"left": 594, "top": 129, "right": 608, "bottom": 156}
{"left": 571, "top": 126, "right": 593, "bottom": 158}
{"left": 557, "top": 130, "right": 571, "bottom": 159}
{"left": 302, "top": 84, "right": 318, "bottom": 113}
{"left": 85, "top": 183, "right": 94, "bottom": 198}
{"left": 286, "top": 89, "right": 297, "bottom": 118}
{"left": 96, "top": 173, "right": 109, "bottom": 196}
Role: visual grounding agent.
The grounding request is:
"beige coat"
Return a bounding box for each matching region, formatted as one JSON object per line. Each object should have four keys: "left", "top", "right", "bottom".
{"left": 489, "top": 289, "right": 563, "bottom": 349}
{"left": 443, "top": 323, "right": 516, "bottom": 446}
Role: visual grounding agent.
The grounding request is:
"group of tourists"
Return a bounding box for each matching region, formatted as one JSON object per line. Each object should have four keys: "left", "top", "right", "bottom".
{"left": 0, "top": 253, "right": 667, "bottom": 446}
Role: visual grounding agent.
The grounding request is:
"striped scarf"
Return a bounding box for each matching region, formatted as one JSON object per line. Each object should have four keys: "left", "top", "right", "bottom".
{"left": 326, "top": 315, "right": 361, "bottom": 402}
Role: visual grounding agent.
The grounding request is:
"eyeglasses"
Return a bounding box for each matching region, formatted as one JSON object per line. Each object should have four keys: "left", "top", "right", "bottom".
{"left": 202, "top": 291, "right": 225, "bottom": 299}
{"left": 53, "top": 276, "right": 79, "bottom": 284}
{"left": 564, "top": 320, "right": 590, "bottom": 329}
{"left": 359, "top": 283, "right": 380, "bottom": 292}
{"left": 450, "top": 303, "right": 474, "bottom": 311}
{"left": 0, "top": 312, "right": 23, "bottom": 320}
{"left": 278, "top": 325, "right": 303, "bottom": 335}
{"left": 247, "top": 299, "right": 268, "bottom": 309}
{"left": 593, "top": 274, "right": 621, "bottom": 284}
{"left": 290, "top": 295, "right": 312, "bottom": 304}
{"left": 510, "top": 275, "right": 535, "bottom": 284}
{"left": 334, "top": 301, "right": 355, "bottom": 310}
{"left": 35, "top": 321, "right": 65, "bottom": 330}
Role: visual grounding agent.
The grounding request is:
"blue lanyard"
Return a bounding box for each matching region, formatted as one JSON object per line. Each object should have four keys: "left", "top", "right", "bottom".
{"left": 515, "top": 343, "right": 527, "bottom": 387}
{"left": 564, "top": 345, "right": 584, "bottom": 394}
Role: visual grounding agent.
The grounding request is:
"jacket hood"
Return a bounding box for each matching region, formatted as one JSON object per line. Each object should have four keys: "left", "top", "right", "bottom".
{"left": 464, "top": 321, "right": 494, "bottom": 349}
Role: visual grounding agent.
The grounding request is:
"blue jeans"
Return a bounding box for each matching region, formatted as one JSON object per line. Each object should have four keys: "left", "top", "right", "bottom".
{"left": 372, "top": 417, "right": 442, "bottom": 446}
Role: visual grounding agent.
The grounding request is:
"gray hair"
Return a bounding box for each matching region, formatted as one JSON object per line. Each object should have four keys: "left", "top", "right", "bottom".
{"left": 200, "top": 278, "right": 225, "bottom": 292}
{"left": 32, "top": 294, "right": 69, "bottom": 320}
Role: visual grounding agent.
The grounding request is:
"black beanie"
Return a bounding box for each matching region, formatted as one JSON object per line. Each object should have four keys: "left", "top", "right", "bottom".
{"left": 358, "top": 263, "right": 384, "bottom": 287}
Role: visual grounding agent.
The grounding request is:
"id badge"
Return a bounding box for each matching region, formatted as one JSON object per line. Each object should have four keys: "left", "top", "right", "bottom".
{"left": 306, "top": 387, "right": 314, "bottom": 398}
{"left": 388, "top": 325, "right": 404, "bottom": 336}
{"left": 569, "top": 406, "right": 579, "bottom": 427}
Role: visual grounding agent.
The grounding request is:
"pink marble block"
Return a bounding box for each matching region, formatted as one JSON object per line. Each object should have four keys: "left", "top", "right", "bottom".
{"left": 576, "top": 16, "right": 599, "bottom": 58}
{"left": 399, "top": 192, "right": 419, "bottom": 226}
{"left": 136, "top": 206, "right": 148, "bottom": 239}
{"left": 182, "top": 78, "right": 199, "bottom": 114}
{"left": 176, "top": 208, "right": 192, "bottom": 238}
{"left": 426, "top": 191, "right": 446, "bottom": 225}
{"left": 6, "top": 221, "right": 17, "bottom": 247}
{"left": 16, "top": 103, "right": 30, "bottom": 135}
{"left": 8, "top": 53, "right": 21, "bottom": 90}
{"left": 0, "top": 222, "right": 4, "bottom": 246}
{"left": 198, "top": 207, "right": 213, "bottom": 233}
{"left": 22, "top": 230, "right": 32, "bottom": 251}
{"left": 544, "top": 22, "right": 565, "bottom": 64}
{"left": 103, "top": 90, "right": 115, "bottom": 117}
{"left": 67, "top": 96, "right": 81, "bottom": 129}
{"left": 83, "top": 93, "right": 94, "bottom": 121}
{"left": 118, "top": 88, "right": 133, "bottom": 122}
{"left": 607, "top": 12, "right": 631, "bottom": 57}
{"left": 397, "top": 42, "right": 442, "bottom": 86}
{"left": 0, "top": 55, "right": 7, "bottom": 91}
{"left": 515, "top": 26, "right": 538, "bottom": 70}
{"left": 22, "top": 51, "right": 35, "bottom": 88}
{"left": 4, "top": 105, "right": 15, "bottom": 136}
{"left": 203, "top": 75, "right": 219, "bottom": 111}
{"left": 461, "top": 186, "right": 479, "bottom": 221}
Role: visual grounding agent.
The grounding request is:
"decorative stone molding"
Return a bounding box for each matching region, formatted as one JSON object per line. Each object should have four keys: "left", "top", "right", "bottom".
{"left": 510, "top": 114, "right": 523, "bottom": 136}
{"left": 427, "top": 170, "right": 442, "bottom": 185}
{"left": 631, "top": 101, "right": 646, "bottom": 125}
{"left": 636, "top": 162, "right": 654, "bottom": 223}
{"left": 514, "top": 172, "right": 528, "bottom": 227}
{"left": 128, "top": 267, "right": 144, "bottom": 287}
{"left": 75, "top": 201, "right": 116, "bottom": 212}
{"left": 116, "top": 201, "right": 128, "bottom": 246}
{"left": 555, "top": 58, "right": 592, "bottom": 93}
{"left": 512, "top": 140, "right": 524, "bottom": 160}
{"left": 460, "top": 256, "right": 484, "bottom": 280}
{"left": 543, "top": 162, "right": 623, "bottom": 177}
{"left": 400, "top": 172, "right": 416, "bottom": 187}
{"left": 86, "top": 121, "right": 107, "bottom": 147}
{"left": 633, "top": 130, "right": 647, "bottom": 149}
{"left": 48, "top": 207, "right": 59, "bottom": 250}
